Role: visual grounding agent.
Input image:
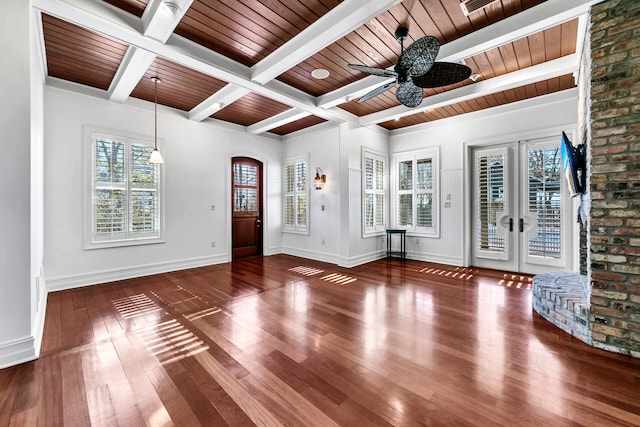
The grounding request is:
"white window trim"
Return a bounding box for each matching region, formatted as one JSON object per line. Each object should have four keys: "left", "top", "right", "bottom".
{"left": 362, "top": 148, "right": 387, "bottom": 237}
{"left": 391, "top": 147, "right": 440, "bottom": 238}
{"left": 83, "top": 126, "right": 165, "bottom": 249}
{"left": 282, "top": 154, "right": 309, "bottom": 235}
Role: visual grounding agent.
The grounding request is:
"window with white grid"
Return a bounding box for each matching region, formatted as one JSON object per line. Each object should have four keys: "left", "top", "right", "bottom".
{"left": 363, "top": 149, "right": 386, "bottom": 237}
{"left": 283, "top": 155, "right": 309, "bottom": 234}
{"left": 85, "top": 128, "right": 164, "bottom": 249}
{"left": 393, "top": 148, "right": 439, "bottom": 237}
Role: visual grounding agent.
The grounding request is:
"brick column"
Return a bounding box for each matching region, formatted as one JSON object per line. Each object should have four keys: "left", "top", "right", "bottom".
{"left": 589, "top": 0, "right": 640, "bottom": 357}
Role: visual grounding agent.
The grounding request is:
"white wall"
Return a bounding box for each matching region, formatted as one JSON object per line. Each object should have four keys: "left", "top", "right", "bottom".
{"left": 0, "top": 1, "right": 42, "bottom": 368}
{"left": 279, "top": 121, "right": 390, "bottom": 267}
{"left": 390, "top": 89, "right": 579, "bottom": 266}
{"left": 44, "top": 87, "right": 283, "bottom": 290}
{"left": 281, "top": 124, "right": 341, "bottom": 263}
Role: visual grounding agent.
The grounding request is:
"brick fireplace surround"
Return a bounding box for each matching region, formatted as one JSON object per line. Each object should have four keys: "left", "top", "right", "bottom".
{"left": 536, "top": 0, "right": 640, "bottom": 358}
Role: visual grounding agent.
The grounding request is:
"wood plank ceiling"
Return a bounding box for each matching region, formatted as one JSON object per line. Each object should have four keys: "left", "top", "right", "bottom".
{"left": 36, "top": 0, "right": 589, "bottom": 136}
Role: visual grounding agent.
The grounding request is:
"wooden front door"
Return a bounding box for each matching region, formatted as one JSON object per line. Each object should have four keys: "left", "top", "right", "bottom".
{"left": 232, "top": 157, "right": 263, "bottom": 259}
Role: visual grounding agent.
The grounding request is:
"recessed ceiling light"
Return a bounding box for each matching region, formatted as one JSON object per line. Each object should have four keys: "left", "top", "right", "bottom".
{"left": 311, "top": 69, "right": 330, "bottom": 79}
{"left": 162, "top": 1, "right": 181, "bottom": 16}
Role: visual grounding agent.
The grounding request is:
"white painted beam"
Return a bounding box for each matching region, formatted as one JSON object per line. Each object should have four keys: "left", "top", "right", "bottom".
{"left": 247, "top": 109, "right": 311, "bottom": 134}
{"left": 251, "top": 0, "right": 401, "bottom": 85}
{"left": 108, "top": 0, "right": 194, "bottom": 103}
{"left": 317, "top": 0, "right": 599, "bottom": 109}
{"left": 108, "top": 47, "right": 156, "bottom": 103}
{"left": 189, "top": 84, "right": 250, "bottom": 122}
{"left": 142, "top": 0, "right": 193, "bottom": 42}
{"left": 32, "top": 0, "right": 354, "bottom": 127}
{"left": 359, "top": 54, "right": 577, "bottom": 126}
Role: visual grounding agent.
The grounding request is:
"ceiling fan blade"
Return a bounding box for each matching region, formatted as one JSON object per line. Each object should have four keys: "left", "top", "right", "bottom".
{"left": 357, "top": 81, "right": 396, "bottom": 103}
{"left": 348, "top": 64, "right": 397, "bottom": 78}
{"left": 412, "top": 62, "right": 472, "bottom": 88}
{"left": 396, "top": 82, "right": 423, "bottom": 108}
{"left": 396, "top": 35, "right": 439, "bottom": 77}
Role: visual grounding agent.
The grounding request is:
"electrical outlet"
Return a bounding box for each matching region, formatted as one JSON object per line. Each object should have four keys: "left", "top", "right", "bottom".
{"left": 211, "top": 205, "right": 215, "bottom": 211}
{"left": 322, "top": 239, "right": 325, "bottom": 245}
{"left": 211, "top": 241, "right": 216, "bottom": 248}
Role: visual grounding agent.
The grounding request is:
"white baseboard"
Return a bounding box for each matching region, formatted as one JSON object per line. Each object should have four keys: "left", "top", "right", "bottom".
{"left": 282, "top": 247, "right": 341, "bottom": 265}
{"left": 33, "top": 276, "right": 48, "bottom": 357}
{"left": 0, "top": 336, "right": 37, "bottom": 369}
{"left": 46, "top": 254, "right": 231, "bottom": 292}
{"left": 406, "top": 251, "right": 464, "bottom": 266}
{"left": 337, "top": 250, "right": 386, "bottom": 268}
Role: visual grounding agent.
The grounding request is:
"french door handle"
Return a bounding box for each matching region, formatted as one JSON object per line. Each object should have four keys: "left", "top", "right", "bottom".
{"left": 519, "top": 218, "right": 524, "bottom": 233}
{"left": 509, "top": 218, "right": 513, "bottom": 232}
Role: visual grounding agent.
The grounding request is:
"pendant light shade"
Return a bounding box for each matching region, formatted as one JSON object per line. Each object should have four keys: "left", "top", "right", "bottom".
{"left": 149, "top": 76, "right": 164, "bottom": 164}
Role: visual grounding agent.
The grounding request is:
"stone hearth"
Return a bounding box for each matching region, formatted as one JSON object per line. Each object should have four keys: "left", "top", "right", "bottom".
{"left": 532, "top": 272, "right": 591, "bottom": 345}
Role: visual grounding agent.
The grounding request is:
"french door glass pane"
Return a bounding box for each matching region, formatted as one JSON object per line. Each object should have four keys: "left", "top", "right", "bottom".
{"left": 477, "top": 153, "right": 505, "bottom": 252}
{"left": 527, "top": 147, "right": 561, "bottom": 258}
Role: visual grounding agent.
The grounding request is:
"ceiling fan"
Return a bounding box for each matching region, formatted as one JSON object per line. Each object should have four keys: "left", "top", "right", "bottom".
{"left": 348, "top": 27, "right": 471, "bottom": 108}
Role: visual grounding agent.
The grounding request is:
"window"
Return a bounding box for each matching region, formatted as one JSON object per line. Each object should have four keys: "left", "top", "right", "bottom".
{"left": 283, "top": 155, "right": 309, "bottom": 234}
{"left": 363, "top": 149, "right": 386, "bottom": 236}
{"left": 84, "top": 128, "right": 163, "bottom": 248}
{"left": 394, "top": 148, "right": 439, "bottom": 236}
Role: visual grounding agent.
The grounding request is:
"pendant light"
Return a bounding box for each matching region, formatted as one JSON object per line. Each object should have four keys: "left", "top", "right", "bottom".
{"left": 149, "top": 76, "right": 164, "bottom": 164}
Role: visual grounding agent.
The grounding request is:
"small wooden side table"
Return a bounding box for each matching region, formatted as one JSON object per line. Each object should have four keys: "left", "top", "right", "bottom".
{"left": 386, "top": 228, "right": 406, "bottom": 261}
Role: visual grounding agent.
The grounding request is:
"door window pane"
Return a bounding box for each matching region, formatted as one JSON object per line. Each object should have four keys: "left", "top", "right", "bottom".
{"left": 477, "top": 153, "right": 505, "bottom": 252}
{"left": 527, "top": 147, "right": 561, "bottom": 258}
{"left": 234, "top": 188, "right": 257, "bottom": 212}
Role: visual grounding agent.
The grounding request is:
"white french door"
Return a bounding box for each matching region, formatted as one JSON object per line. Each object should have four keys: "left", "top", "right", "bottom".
{"left": 471, "top": 137, "right": 574, "bottom": 274}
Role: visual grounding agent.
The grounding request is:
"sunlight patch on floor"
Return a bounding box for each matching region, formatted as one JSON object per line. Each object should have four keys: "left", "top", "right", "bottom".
{"left": 419, "top": 267, "right": 474, "bottom": 280}
{"left": 321, "top": 273, "right": 357, "bottom": 285}
{"left": 112, "top": 294, "right": 162, "bottom": 319}
{"left": 498, "top": 274, "right": 532, "bottom": 290}
{"left": 288, "top": 265, "right": 325, "bottom": 276}
{"left": 138, "top": 318, "right": 209, "bottom": 365}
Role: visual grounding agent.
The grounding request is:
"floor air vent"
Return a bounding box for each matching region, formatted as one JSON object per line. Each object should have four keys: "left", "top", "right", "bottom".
{"left": 460, "top": 0, "right": 500, "bottom": 16}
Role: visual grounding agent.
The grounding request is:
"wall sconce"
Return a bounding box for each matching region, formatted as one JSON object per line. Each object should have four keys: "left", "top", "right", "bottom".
{"left": 314, "top": 167, "right": 326, "bottom": 190}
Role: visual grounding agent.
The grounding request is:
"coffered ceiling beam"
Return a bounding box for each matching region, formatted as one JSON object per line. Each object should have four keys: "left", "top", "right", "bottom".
{"left": 108, "top": 47, "right": 156, "bottom": 103}
{"left": 142, "top": 0, "right": 193, "bottom": 42}
{"left": 251, "top": 0, "right": 401, "bottom": 85}
{"left": 108, "top": 0, "right": 193, "bottom": 103}
{"left": 247, "top": 109, "right": 311, "bottom": 135}
{"left": 32, "top": 0, "right": 357, "bottom": 127}
{"left": 359, "top": 54, "right": 577, "bottom": 126}
{"left": 189, "top": 84, "right": 250, "bottom": 122}
{"left": 317, "top": 0, "right": 599, "bottom": 110}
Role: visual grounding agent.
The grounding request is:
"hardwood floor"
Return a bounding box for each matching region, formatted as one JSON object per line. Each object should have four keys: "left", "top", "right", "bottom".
{"left": 2, "top": 255, "right": 640, "bottom": 426}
